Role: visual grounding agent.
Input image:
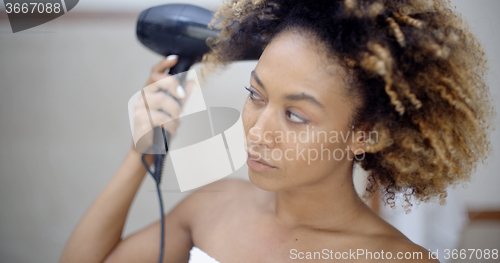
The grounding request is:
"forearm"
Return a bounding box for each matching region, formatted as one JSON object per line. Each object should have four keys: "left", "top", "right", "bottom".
{"left": 59, "top": 148, "right": 153, "bottom": 263}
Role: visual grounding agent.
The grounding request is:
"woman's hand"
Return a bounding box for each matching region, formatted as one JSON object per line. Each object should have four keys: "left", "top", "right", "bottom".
{"left": 131, "top": 55, "right": 194, "bottom": 155}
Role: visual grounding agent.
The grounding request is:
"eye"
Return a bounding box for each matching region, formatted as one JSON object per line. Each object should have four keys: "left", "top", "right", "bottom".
{"left": 286, "top": 110, "right": 308, "bottom": 124}
{"left": 244, "top": 86, "right": 264, "bottom": 103}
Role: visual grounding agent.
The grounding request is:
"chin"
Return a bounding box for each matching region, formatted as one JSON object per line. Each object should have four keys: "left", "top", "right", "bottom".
{"left": 247, "top": 168, "right": 287, "bottom": 192}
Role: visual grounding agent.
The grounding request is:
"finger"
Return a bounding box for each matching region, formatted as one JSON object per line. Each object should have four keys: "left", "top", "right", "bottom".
{"left": 151, "top": 54, "right": 178, "bottom": 74}
{"left": 142, "top": 92, "right": 182, "bottom": 119}
{"left": 174, "top": 84, "right": 186, "bottom": 100}
{"left": 179, "top": 79, "right": 196, "bottom": 106}
{"left": 134, "top": 91, "right": 181, "bottom": 119}
{"left": 152, "top": 111, "right": 180, "bottom": 137}
{"left": 150, "top": 109, "right": 179, "bottom": 127}
{"left": 157, "top": 77, "right": 185, "bottom": 101}
{"left": 144, "top": 74, "right": 185, "bottom": 103}
{"left": 144, "top": 72, "right": 178, "bottom": 92}
{"left": 135, "top": 109, "right": 179, "bottom": 137}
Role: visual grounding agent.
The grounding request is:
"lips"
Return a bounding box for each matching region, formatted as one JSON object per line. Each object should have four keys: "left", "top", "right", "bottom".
{"left": 247, "top": 151, "right": 276, "bottom": 168}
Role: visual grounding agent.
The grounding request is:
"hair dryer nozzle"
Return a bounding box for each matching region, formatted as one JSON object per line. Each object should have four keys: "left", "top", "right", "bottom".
{"left": 137, "top": 4, "right": 216, "bottom": 61}
{"left": 136, "top": 3, "right": 262, "bottom": 74}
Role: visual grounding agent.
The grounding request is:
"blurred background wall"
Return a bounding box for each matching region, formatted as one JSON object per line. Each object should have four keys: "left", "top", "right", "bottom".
{"left": 0, "top": 0, "right": 499, "bottom": 262}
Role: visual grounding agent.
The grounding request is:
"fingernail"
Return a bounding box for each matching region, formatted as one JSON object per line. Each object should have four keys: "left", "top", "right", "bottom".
{"left": 176, "top": 85, "right": 186, "bottom": 99}
{"left": 166, "top": 54, "right": 178, "bottom": 61}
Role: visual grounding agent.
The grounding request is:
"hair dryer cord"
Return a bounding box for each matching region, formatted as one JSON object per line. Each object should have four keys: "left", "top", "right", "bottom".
{"left": 141, "top": 127, "right": 170, "bottom": 263}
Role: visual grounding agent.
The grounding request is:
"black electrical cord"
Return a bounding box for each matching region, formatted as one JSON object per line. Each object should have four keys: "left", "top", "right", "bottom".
{"left": 141, "top": 128, "right": 170, "bottom": 263}
{"left": 155, "top": 180, "right": 165, "bottom": 263}
{"left": 139, "top": 73, "right": 183, "bottom": 263}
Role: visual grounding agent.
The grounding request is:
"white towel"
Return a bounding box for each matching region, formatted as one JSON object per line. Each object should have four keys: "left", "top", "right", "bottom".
{"left": 188, "top": 246, "right": 221, "bottom": 263}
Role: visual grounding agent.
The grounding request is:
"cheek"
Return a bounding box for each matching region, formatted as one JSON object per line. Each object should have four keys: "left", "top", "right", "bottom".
{"left": 279, "top": 132, "right": 349, "bottom": 172}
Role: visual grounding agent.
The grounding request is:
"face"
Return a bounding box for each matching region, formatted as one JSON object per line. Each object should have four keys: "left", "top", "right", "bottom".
{"left": 242, "top": 30, "right": 366, "bottom": 191}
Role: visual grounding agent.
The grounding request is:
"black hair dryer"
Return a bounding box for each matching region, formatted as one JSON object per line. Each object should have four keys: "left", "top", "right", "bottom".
{"left": 137, "top": 4, "right": 219, "bottom": 80}
{"left": 137, "top": 3, "right": 263, "bottom": 83}
{"left": 136, "top": 3, "right": 262, "bottom": 183}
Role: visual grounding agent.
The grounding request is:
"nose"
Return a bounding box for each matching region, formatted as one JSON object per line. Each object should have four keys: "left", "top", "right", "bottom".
{"left": 247, "top": 108, "right": 277, "bottom": 149}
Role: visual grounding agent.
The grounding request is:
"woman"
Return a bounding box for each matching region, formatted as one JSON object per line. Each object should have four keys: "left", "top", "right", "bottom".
{"left": 59, "top": 0, "right": 494, "bottom": 262}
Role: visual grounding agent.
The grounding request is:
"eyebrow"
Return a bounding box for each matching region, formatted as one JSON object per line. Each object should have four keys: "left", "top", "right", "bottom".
{"left": 285, "top": 93, "right": 324, "bottom": 108}
{"left": 251, "top": 70, "right": 265, "bottom": 90}
{"left": 251, "top": 70, "right": 324, "bottom": 108}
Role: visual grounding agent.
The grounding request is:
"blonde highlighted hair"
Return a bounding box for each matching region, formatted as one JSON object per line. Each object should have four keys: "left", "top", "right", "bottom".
{"left": 200, "top": 0, "right": 495, "bottom": 210}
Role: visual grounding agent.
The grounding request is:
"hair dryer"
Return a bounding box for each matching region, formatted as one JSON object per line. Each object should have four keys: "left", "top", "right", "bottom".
{"left": 135, "top": 4, "right": 262, "bottom": 263}
{"left": 137, "top": 3, "right": 262, "bottom": 81}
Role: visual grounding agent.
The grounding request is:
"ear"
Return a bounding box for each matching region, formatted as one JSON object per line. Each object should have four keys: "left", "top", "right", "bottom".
{"left": 349, "top": 129, "right": 368, "bottom": 156}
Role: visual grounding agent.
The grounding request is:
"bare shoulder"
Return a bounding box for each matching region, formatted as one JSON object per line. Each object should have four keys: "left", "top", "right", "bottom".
{"left": 176, "top": 178, "right": 254, "bottom": 224}
{"left": 188, "top": 178, "right": 254, "bottom": 205}
{"left": 342, "top": 209, "right": 440, "bottom": 262}
{"left": 100, "top": 179, "right": 254, "bottom": 262}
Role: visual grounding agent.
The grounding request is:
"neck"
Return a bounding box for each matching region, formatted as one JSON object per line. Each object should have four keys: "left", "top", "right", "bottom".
{"left": 273, "top": 161, "right": 368, "bottom": 231}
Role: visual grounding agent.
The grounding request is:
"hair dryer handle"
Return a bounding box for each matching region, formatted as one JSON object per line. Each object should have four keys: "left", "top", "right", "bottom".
{"left": 169, "top": 56, "right": 197, "bottom": 86}
{"left": 150, "top": 55, "right": 196, "bottom": 183}
{"left": 154, "top": 55, "right": 196, "bottom": 152}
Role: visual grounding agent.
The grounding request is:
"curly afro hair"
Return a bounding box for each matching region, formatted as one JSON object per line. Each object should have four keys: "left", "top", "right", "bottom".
{"left": 199, "top": 0, "right": 496, "bottom": 209}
